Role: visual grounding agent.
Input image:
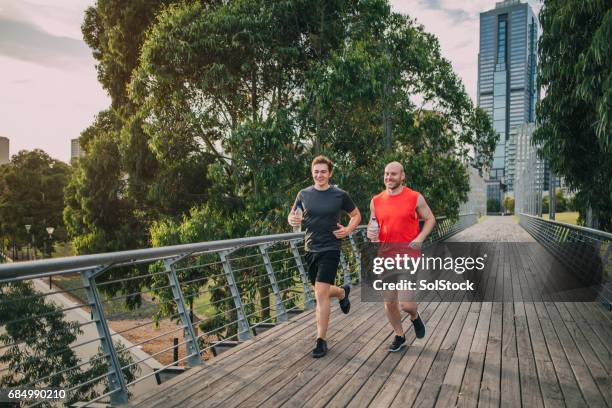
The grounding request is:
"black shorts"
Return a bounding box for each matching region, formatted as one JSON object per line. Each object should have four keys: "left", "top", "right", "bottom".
{"left": 305, "top": 250, "right": 340, "bottom": 285}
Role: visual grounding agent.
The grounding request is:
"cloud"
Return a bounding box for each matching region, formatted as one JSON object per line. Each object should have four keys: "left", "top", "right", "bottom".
{"left": 0, "top": 16, "right": 91, "bottom": 68}
{"left": 389, "top": 1, "right": 542, "bottom": 103}
{"left": 0, "top": 0, "right": 87, "bottom": 39}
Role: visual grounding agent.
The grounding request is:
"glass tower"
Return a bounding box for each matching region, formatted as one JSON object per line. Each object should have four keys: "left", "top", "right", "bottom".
{"left": 478, "top": 0, "right": 539, "bottom": 202}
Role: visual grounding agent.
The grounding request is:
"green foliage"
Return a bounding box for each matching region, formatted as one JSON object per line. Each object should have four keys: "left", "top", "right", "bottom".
{"left": 503, "top": 196, "right": 515, "bottom": 214}
{"left": 542, "top": 188, "right": 568, "bottom": 214}
{"left": 0, "top": 282, "right": 139, "bottom": 405}
{"left": 535, "top": 0, "right": 611, "bottom": 230}
{"left": 487, "top": 198, "right": 501, "bottom": 213}
{"left": 82, "top": 0, "right": 173, "bottom": 109}
{"left": 0, "top": 150, "right": 71, "bottom": 253}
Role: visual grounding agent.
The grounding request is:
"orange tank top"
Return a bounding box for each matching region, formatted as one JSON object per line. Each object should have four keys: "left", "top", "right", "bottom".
{"left": 373, "top": 186, "right": 420, "bottom": 243}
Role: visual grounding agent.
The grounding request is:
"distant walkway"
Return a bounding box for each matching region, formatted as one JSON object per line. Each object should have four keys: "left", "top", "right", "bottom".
{"left": 448, "top": 216, "right": 535, "bottom": 242}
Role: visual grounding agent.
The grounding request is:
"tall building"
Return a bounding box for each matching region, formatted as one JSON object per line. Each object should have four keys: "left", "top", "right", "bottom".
{"left": 478, "top": 0, "right": 539, "bottom": 204}
{"left": 71, "top": 138, "right": 84, "bottom": 162}
{"left": 0, "top": 136, "right": 9, "bottom": 164}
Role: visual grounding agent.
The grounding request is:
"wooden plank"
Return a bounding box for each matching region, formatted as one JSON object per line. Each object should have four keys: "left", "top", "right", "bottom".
{"left": 278, "top": 299, "right": 440, "bottom": 408}
{"left": 184, "top": 298, "right": 377, "bottom": 408}
{"left": 329, "top": 300, "right": 453, "bottom": 408}
{"left": 300, "top": 296, "right": 441, "bottom": 408}
{"left": 525, "top": 243, "right": 608, "bottom": 406}
{"left": 435, "top": 303, "right": 480, "bottom": 408}
{"left": 544, "top": 302, "right": 609, "bottom": 407}
{"left": 512, "top": 244, "right": 544, "bottom": 408}
{"left": 477, "top": 301, "right": 502, "bottom": 408}
{"left": 128, "top": 296, "right": 318, "bottom": 406}
{"left": 318, "top": 296, "right": 447, "bottom": 407}
{"left": 560, "top": 302, "right": 612, "bottom": 376}
{"left": 203, "top": 302, "right": 383, "bottom": 408}
{"left": 500, "top": 246, "right": 520, "bottom": 408}
{"left": 533, "top": 302, "right": 586, "bottom": 407}
{"left": 382, "top": 289, "right": 468, "bottom": 408}
{"left": 411, "top": 301, "right": 474, "bottom": 407}
{"left": 519, "top": 244, "right": 569, "bottom": 408}
{"left": 132, "top": 287, "right": 366, "bottom": 407}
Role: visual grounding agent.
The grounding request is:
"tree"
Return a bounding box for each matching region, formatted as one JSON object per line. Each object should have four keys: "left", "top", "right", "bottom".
{"left": 487, "top": 199, "right": 501, "bottom": 213}
{"left": 69, "top": 0, "right": 214, "bottom": 262}
{"left": 0, "top": 281, "right": 139, "bottom": 406}
{"left": 503, "top": 196, "right": 515, "bottom": 214}
{"left": 136, "top": 0, "right": 496, "bottom": 329}
{"left": 534, "top": 0, "right": 611, "bottom": 231}
{"left": 0, "top": 150, "right": 71, "bottom": 255}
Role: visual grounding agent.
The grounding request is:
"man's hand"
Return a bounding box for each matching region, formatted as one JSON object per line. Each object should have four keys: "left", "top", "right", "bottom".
{"left": 333, "top": 223, "right": 351, "bottom": 239}
{"left": 287, "top": 209, "right": 302, "bottom": 227}
{"left": 366, "top": 227, "right": 378, "bottom": 241}
{"left": 408, "top": 239, "right": 423, "bottom": 250}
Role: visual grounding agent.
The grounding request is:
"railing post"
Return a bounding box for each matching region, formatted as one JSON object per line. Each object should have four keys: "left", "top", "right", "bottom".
{"left": 339, "top": 250, "right": 351, "bottom": 285}
{"left": 219, "top": 250, "right": 252, "bottom": 341}
{"left": 348, "top": 233, "right": 362, "bottom": 281}
{"left": 163, "top": 257, "right": 202, "bottom": 367}
{"left": 80, "top": 266, "right": 128, "bottom": 406}
{"left": 259, "top": 243, "right": 288, "bottom": 322}
{"left": 289, "top": 239, "right": 315, "bottom": 310}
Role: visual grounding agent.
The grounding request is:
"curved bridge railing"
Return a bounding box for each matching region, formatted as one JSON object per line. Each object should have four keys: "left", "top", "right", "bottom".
{"left": 0, "top": 214, "right": 475, "bottom": 406}
{"left": 519, "top": 213, "right": 611, "bottom": 309}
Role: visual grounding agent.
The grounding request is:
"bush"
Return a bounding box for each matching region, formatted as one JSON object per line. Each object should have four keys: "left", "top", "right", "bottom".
{"left": 487, "top": 199, "right": 500, "bottom": 213}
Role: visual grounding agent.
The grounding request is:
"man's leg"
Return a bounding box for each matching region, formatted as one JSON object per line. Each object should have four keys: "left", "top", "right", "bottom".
{"left": 384, "top": 299, "right": 404, "bottom": 336}
{"left": 315, "top": 282, "right": 345, "bottom": 339}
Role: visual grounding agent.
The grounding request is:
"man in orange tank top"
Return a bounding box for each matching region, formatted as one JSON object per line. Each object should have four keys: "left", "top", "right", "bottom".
{"left": 367, "top": 161, "right": 436, "bottom": 352}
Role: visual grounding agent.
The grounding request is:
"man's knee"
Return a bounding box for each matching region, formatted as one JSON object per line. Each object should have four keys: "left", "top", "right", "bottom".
{"left": 314, "top": 282, "right": 331, "bottom": 298}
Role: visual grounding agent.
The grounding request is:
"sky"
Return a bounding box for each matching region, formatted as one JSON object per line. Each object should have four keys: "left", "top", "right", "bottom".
{"left": 0, "top": 0, "right": 542, "bottom": 163}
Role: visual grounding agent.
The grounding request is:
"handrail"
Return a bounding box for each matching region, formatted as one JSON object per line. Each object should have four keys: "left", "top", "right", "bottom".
{"left": 519, "top": 213, "right": 612, "bottom": 239}
{"left": 0, "top": 232, "right": 304, "bottom": 282}
{"left": 518, "top": 213, "right": 611, "bottom": 309}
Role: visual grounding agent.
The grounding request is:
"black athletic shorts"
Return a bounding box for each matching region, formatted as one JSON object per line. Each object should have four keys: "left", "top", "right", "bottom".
{"left": 305, "top": 250, "right": 340, "bottom": 285}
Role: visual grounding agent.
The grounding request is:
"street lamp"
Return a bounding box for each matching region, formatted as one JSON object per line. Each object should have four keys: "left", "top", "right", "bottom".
{"left": 25, "top": 225, "right": 31, "bottom": 260}
{"left": 46, "top": 226, "right": 54, "bottom": 288}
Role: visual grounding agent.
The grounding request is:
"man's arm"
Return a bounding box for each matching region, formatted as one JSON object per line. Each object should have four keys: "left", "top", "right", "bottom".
{"left": 333, "top": 207, "right": 361, "bottom": 239}
{"left": 288, "top": 195, "right": 301, "bottom": 227}
{"left": 413, "top": 194, "right": 436, "bottom": 244}
{"left": 366, "top": 199, "right": 378, "bottom": 240}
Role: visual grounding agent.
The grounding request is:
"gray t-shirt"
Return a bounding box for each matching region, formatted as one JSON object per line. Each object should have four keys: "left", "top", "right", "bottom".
{"left": 293, "top": 185, "right": 356, "bottom": 252}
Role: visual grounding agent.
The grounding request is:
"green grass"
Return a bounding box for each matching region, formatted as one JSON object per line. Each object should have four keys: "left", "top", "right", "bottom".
{"left": 542, "top": 211, "right": 579, "bottom": 225}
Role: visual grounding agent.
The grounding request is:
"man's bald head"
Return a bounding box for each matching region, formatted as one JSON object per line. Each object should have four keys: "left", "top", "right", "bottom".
{"left": 385, "top": 161, "right": 404, "bottom": 174}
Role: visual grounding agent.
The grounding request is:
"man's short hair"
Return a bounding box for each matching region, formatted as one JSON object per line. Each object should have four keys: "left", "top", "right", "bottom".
{"left": 311, "top": 155, "right": 333, "bottom": 172}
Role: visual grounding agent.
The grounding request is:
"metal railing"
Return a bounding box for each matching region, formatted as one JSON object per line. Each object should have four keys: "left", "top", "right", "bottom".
{"left": 519, "top": 213, "right": 611, "bottom": 308}
{"left": 0, "top": 214, "right": 475, "bottom": 406}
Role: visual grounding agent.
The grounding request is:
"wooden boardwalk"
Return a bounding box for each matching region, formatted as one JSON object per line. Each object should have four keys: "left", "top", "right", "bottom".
{"left": 129, "top": 217, "right": 611, "bottom": 408}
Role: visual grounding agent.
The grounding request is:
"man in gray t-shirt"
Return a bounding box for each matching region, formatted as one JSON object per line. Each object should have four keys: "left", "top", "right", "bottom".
{"left": 295, "top": 185, "right": 357, "bottom": 253}
{"left": 288, "top": 155, "right": 361, "bottom": 358}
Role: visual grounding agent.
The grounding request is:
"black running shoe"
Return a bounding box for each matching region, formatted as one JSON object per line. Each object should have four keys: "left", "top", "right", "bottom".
{"left": 339, "top": 284, "right": 351, "bottom": 314}
{"left": 312, "top": 338, "right": 328, "bottom": 358}
{"left": 412, "top": 313, "right": 426, "bottom": 339}
{"left": 388, "top": 335, "right": 406, "bottom": 352}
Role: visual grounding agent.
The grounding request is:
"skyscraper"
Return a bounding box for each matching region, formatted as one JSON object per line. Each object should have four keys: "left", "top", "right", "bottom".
{"left": 478, "top": 0, "right": 539, "bottom": 204}
{"left": 71, "top": 138, "right": 84, "bottom": 162}
{"left": 0, "top": 136, "right": 9, "bottom": 165}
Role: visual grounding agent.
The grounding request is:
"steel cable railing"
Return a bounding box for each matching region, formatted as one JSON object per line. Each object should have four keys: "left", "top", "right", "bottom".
{"left": 519, "top": 213, "right": 611, "bottom": 308}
